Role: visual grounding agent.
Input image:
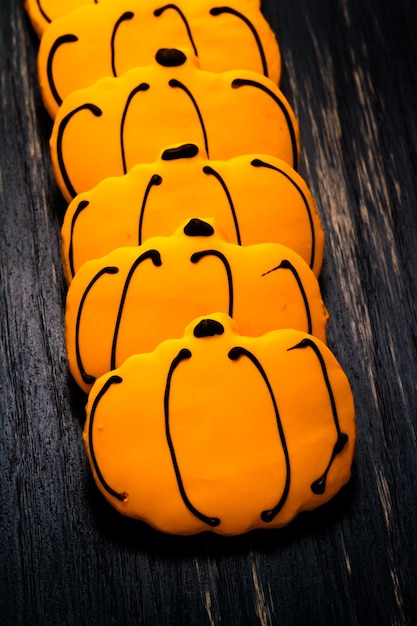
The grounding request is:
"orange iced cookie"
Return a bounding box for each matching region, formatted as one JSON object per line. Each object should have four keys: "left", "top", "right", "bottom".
{"left": 84, "top": 312, "right": 356, "bottom": 535}
{"left": 65, "top": 218, "right": 328, "bottom": 392}
{"left": 38, "top": 0, "right": 281, "bottom": 118}
{"left": 61, "top": 143, "right": 324, "bottom": 283}
{"left": 50, "top": 49, "right": 299, "bottom": 202}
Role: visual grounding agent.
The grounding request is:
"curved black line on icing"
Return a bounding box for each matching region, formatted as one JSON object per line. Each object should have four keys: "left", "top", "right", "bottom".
{"left": 154, "top": 5, "right": 198, "bottom": 57}
{"left": 232, "top": 79, "right": 298, "bottom": 169}
{"left": 165, "top": 349, "right": 221, "bottom": 527}
{"left": 193, "top": 319, "right": 225, "bottom": 338}
{"left": 162, "top": 143, "right": 199, "bottom": 161}
{"left": 110, "top": 250, "right": 162, "bottom": 370}
{"left": 75, "top": 266, "right": 119, "bottom": 385}
{"left": 57, "top": 103, "right": 103, "bottom": 199}
{"left": 251, "top": 159, "right": 316, "bottom": 269}
{"left": 47, "top": 34, "right": 79, "bottom": 108}
{"left": 155, "top": 48, "right": 187, "bottom": 67}
{"left": 88, "top": 375, "right": 127, "bottom": 501}
{"left": 203, "top": 166, "right": 241, "bottom": 245}
{"left": 184, "top": 218, "right": 214, "bottom": 238}
{"left": 120, "top": 83, "right": 150, "bottom": 174}
{"left": 111, "top": 11, "right": 134, "bottom": 77}
{"left": 210, "top": 7, "right": 268, "bottom": 77}
{"left": 168, "top": 80, "right": 209, "bottom": 158}
{"left": 287, "top": 337, "right": 349, "bottom": 494}
{"left": 190, "top": 250, "right": 233, "bottom": 317}
{"left": 228, "top": 346, "right": 291, "bottom": 523}
{"left": 138, "top": 175, "right": 163, "bottom": 245}
{"left": 36, "top": 0, "right": 51, "bottom": 23}
{"left": 68, "top": 200, "right": 89, "bottom": 279}
{"left": 261, "top": 260, "right": 312, "bottom": 335}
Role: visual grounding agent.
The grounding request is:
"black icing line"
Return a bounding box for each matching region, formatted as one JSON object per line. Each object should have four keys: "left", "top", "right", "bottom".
{"left": 190, "top": 249, "right": 233, "bottom": 317}
{"left": 202, "top": 166, "right": 241, "bottom": 245}
{"left": 251, "top": 159, "right": 316, "bottom": 270}
{"left": 210, "top": 7, "right": 268, "bottom": 77}
{"left": 56, "top": 103, "right": 103, "bottom": 199}
{"left": 68, "top": 199, "right": 89, "bottom": 279}
{"left": 228, "top": 346, "right": 291, "bottom": 523}
{"left": 75, "top": 266, "right": 119, "bottom": 385}
{"left": 36, "top": 0, "right": 51, "bottom": 23}
{"left": 168, "top": 80, "right": 209, "bottom": 158}
{"left": 164, "top": 348, "right": 221, "bottom": 527}
{"left": 287, "top": 337, "right": 349, "bottom": 494}
{"left": 120, "top": 83, "right": 150, "bottom": 174}
{"left": 47, "top": 34, "right": 79, "bottom": 108}
{"left": 138, "top": 175, "right": 163, "bottom": 245}
{"left": 111, "top": 11, "right": 134, "bottom": 77}
{"left": 232, "top": 79, "right": 299, "bottom": 169}
{"left": 262, "top": 259, "right": 313, "bottom": 335}
{"left": 154, "top": 4, "right": 198, "bottom": 57}
{"left": 110, "top": 250, "right": 162, "bottom": 370}
{"left": 88, "top": 375, "right": 127, "bottom": 501}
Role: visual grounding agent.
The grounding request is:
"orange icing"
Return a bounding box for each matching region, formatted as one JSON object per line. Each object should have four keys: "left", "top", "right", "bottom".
{"left": 25, "top": 0, "right": 356, "bottom": 537}
{"left": 37, "top": 0, "right": 281, "bottom": 118}
{"left": 65, "top": 218, "right": 329, "bottom": 393}
{"left": 49, "top": 50, "right": 299, "bottom": 202}
{"left": 83, "top": 312, "right": 356, "bottom": 535}
{"left": 61, "top": 143, "right": 324, "bottom": 283}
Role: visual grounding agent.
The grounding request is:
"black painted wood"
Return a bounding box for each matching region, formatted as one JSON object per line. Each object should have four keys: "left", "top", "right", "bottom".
{"left": 1, "top": 0, "right": 417, "bottom": 624}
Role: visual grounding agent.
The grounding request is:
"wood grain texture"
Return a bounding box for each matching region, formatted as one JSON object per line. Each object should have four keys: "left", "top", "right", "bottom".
{"left": 1, "top": 0, "right": 417, "bottom": 624}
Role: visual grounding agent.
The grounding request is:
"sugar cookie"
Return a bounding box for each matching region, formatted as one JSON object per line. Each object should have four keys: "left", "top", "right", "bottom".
{"left": 50, "top": 49, "right": 299, "bottom": 202}
{"left": 84, "top": 312, "right": 355, "bottom": 535}
{"left": 38, "top": 0, "right": 281, "bottom": 118}
{"left": 65, "top": 218, "right": 328, "bottom": 392}
{"left": 61, "top": 143, "right": 323, "bottom": 283}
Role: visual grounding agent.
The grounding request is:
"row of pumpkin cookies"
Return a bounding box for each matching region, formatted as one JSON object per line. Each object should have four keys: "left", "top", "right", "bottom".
{"left": 27, "top": 0, "right": 356, "bottom": 536}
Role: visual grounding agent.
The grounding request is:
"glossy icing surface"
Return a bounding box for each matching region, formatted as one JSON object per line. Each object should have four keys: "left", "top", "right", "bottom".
{"left": 83, "top": 313, "right": 356, "bottom": 535}
{"left": 65, "top": 218, "right": 328, "bottom": 392}
{"left": 49, "top": 52, "right": 299, "bottom": 202}
{"left": 61, "top": 144, "right": 324, "bottom": 282}
{"left": 37, "top": 0, "right": 281, "bottom": 118}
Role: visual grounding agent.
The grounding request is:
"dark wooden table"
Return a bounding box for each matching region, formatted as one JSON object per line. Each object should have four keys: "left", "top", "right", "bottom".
{"left": 1, "top": 0, "right": 417, "bottom": 624}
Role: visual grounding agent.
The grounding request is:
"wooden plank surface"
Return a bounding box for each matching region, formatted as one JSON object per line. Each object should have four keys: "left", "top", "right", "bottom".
{"left": 1, "top": 0, "right": 417, "bottom": 623}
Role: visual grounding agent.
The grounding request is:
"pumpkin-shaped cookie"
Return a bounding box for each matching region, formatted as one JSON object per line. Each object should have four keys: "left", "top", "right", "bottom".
{"left": 38, "top": 0, "right": 280, "bottom": 118}
{"left": 27, "top": 0, "right": 264, "bottom": 38}
{"left": 65, "top": 218, "right": 328, "bottom": 392}
{"left": 61, "top": 143, "right": 324, "bottom": 283}
{"left": 84, "top": 313, "right": 356, "bottom": 535}
{"left": 49, "top": 49, "right": 299, "bottom": 202}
